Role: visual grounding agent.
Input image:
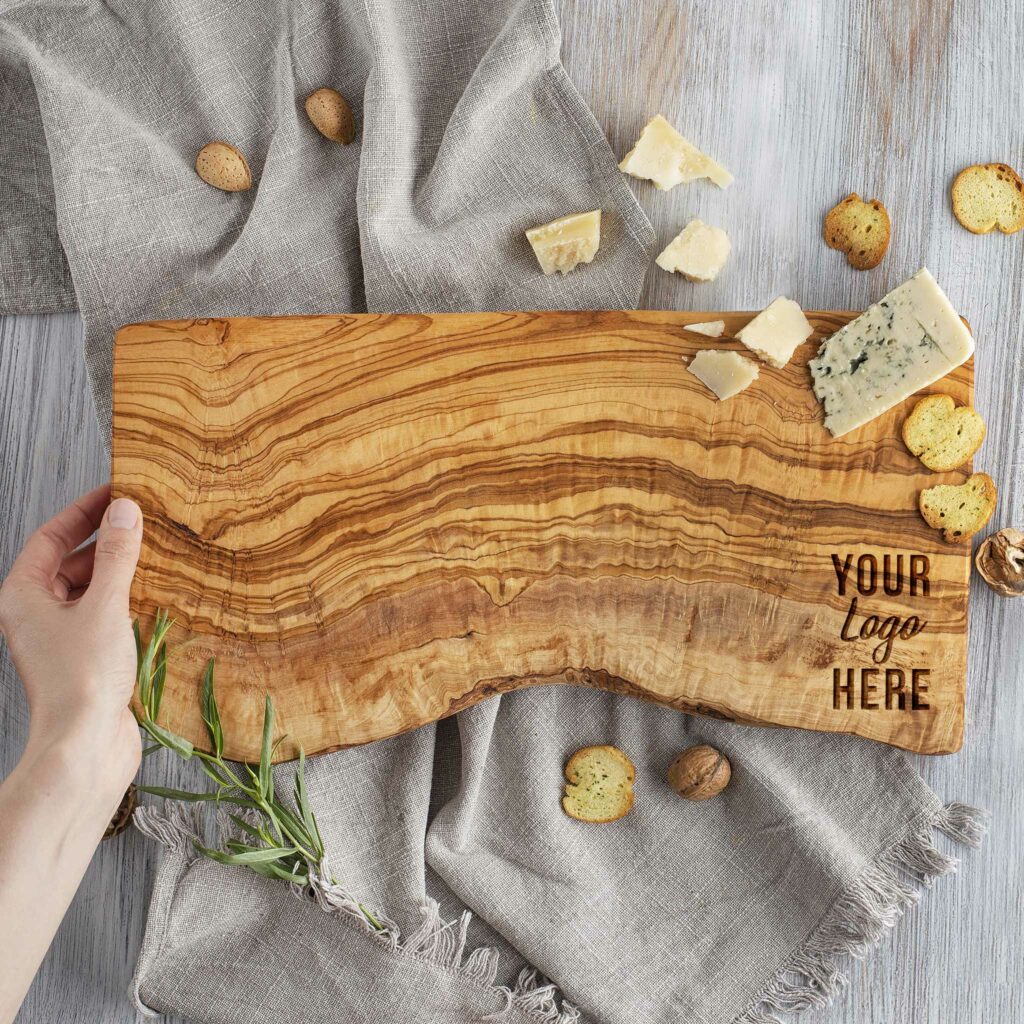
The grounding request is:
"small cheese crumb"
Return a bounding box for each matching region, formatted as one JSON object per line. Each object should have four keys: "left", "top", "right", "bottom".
{"left": 656, "top": 220, "right": 730, "bottom": 282}
{"left": 685, "top": 320, "right": 726, "bottom": 338}
{"left": 736, "top": 297, "right": 813, "bottom": 369}
{"left": 686, "top": 349, "right": 759, "bottom": 400}
{"left": 526, "top": 210, "right": 601, "bottom": 275}
{"left": 619, "top": 115, "right": 733, "bottom": 191}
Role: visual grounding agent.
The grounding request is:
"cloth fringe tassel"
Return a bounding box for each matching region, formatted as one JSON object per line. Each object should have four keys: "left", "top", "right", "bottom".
{"left": 733, "top": 802, "right": 989, "bottom": 1024}
{"left": 133, "top": 803, "right": 204, "bottom": 855}
{"left": 132, "top": 805, "right": 580, "bottom": 1023}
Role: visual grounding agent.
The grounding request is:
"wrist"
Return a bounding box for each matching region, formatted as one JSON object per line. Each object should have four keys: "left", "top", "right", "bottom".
{"left": 23, "top": 711, "right": 140, "bottom": 823}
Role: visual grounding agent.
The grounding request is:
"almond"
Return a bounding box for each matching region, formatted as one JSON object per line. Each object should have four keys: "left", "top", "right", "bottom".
{"left": 195, "top": 141, "right": 252, "bottom": 192}
{"left": 305, "top": 88, "right": 356, "bottom": 145}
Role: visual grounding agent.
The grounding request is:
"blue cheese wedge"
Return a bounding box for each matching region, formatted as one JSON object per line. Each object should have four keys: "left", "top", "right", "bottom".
{"left": 809, "top": 268, "right": 975, "bottom": 437}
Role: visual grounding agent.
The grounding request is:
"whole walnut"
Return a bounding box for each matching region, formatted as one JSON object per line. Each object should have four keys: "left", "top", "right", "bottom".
{"left": 103, "top": 783, "right": 137, "bottom": 839}
{"left": 975, "top": 528, "right": 1024, "bottom": 597}
{"left": 667, "top": 745, "right": 731, "bottom": 801}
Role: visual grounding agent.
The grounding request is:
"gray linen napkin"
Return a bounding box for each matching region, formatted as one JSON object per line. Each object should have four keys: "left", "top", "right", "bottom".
{"left": 0, "top": 2, "right": 986, "bottom": 1023}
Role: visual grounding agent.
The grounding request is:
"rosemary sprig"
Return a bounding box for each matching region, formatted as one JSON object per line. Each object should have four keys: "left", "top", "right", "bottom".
{"left": 132, "top": 613, "right": 382, "bottom": 928}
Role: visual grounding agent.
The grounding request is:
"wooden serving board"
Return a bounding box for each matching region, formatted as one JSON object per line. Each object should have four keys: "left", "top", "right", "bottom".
{"left": 112, "top": 311, "right": 973, "bottom": 760}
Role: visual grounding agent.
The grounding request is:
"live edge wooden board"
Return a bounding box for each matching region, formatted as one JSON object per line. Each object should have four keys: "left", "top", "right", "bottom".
{"left": 112, "top": 311, "right": 973, "bottom": 761}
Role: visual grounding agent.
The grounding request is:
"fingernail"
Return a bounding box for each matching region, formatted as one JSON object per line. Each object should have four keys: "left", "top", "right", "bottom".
{"left": 107, "top": 497, "right": 140, "bottom": 529}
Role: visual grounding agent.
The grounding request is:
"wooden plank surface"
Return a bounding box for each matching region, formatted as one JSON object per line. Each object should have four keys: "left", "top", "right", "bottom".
{"left": 112, "top": 311, "right": 972, "bottom": 758}
{"left": 1, "top": 1, "right": 1022, "bottom": 1021}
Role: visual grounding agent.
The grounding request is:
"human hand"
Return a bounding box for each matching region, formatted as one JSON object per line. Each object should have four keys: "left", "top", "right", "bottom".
{"left": 0, "top": 486, "right": 144, "bottom": 1023}
{"left": 0, "top": 485, "right": 144, "bottom": 807}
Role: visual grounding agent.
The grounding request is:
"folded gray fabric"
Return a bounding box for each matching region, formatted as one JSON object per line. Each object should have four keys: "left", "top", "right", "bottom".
{"left": 130, "top": 698, "right": 986, "bottom": 1024}
{"left": 0, "top": 31, "right": 76, "bottom": 313}
{"left": 0, "top": 2, "right": 986, "bottom": 1024}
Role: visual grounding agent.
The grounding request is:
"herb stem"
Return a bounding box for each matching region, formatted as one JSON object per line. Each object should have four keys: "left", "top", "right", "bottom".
{"left": 131, "top": 612, "right": 385, "bottom": 933}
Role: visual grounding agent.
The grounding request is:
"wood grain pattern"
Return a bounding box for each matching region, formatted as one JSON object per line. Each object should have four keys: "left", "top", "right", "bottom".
{"left": 112, "top": 310, "right": 972, "bottom": 759}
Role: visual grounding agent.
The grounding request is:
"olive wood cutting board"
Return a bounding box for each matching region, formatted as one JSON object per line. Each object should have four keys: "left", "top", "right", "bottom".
{"left": 112, "top": 311, "right": 973, "bottom": 761}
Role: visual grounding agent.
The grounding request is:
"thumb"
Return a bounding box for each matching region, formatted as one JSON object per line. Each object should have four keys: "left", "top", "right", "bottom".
{"left": 89, "top": 497, "right": 143, "bottom": 602}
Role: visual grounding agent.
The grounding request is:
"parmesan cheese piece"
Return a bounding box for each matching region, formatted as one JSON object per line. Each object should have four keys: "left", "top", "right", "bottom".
{"left": 525, "top": 210, "right": 601, "bottom": 275}
{"left": 656, "top": 220, "right": 731, "bottom": 282}
{"left": 618, "top": 115, "right": 733, "bottom": 191}
{"left": 685, "top": 320, "right": 726, "bottom": 338}
{"left": 736, "top": 297, "right": 814, "bottom": 368}
{"left": 809, "top": 268, "right": 975, "bottom": 437}
{"left": 686, "top": 350, "right": 759, "bottom": 400}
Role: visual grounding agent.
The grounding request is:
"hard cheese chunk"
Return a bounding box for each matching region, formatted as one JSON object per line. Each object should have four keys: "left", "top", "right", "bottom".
{"left": 619, "top": 115, "right": 733, "bottom": 191}
{"left": 686, "top": 320, "right": 726, "bottom": 337}
{"left": 736, "top": 297, "right": 813, "bottom": 368}
{"left": 687, "top": 349, "right": 759, "bottom": 400}
{"left": 809, "top": 268, "right": 975, "bottom": 437}
{"left": 656, "top": 220, "right": 730, "bottom": 282}
{"left": 526, "top": 210, "right": 601, "bottom": 275}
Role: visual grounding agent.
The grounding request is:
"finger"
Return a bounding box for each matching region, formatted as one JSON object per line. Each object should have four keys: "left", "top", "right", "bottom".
{"left": 9, "top": 485, "right": 111, "bottom": 587}
{"left": 85, "top": 497, "right": 143, "bottom": 605}
{"left": 53, "top": 541, "right": 97, "bottom": 600}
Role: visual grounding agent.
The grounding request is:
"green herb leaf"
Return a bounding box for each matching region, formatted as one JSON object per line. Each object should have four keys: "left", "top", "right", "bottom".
{"left": 293, "top": 748, "right": 323, "bottom": 856}
{"left": 140, "top": 717, "right": 194, "bottom": 760}
{"left": 227, "top": 814, "right": 269, "bottom": 843}
{"left": 264, "top": 862, "right": 310, "bottom": 885}
{"left": 151, "top": 641, "right": 168, "bottom": 720}
{"left": 200, "top": 659, "right": 224, "bottom": 758}
{"left": 295, "top": 748, "right": 314, "bottom": 834}
{"left": 136, "top": 610, "right": 174, "bottom": 718}
{"left": 242, "top": 761, "right": 260, "bottom": 786}
{"left": 242, "top": 859, "right": 279, "bottom": 879}
{"left": 194, "top": 757, "right": 234, "bottom": 789}
{"left": 267, "top": 799, "right": 310, "bottom": 848}
{"left": 138, "top": 784, "right": 248, "bottom": 805}
{"left": 259, "top": 695, "right": 274, "bottom": 801}
{"left": 241, "top": 859, "right": 309, "bottom": 884}
{"left": 136, "top": 622, "right": 152, "bottom": 709}
{"left": 195, "top": 842, "right": 299, "bottom": 866}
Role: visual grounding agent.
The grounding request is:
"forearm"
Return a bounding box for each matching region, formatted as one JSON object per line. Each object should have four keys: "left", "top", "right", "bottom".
{"left": 0, "top": 732, "right": 125, "bottom": 1024}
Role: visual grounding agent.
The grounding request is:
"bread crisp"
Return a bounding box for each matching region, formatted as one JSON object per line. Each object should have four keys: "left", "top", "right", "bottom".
{"left": 823, "top": 193, "right": 891, "bottom": 270}
{"left": 919, "top": 473, "right": 998, "bottom": 543}
{"left": 951, "top": 163, "right": 1024, "bottom": 234}
{"left": 902, "top": 394, "right": 986, "bottom": 472}
{"left": 561, "top": 745, "right": 635, "bottom": 823}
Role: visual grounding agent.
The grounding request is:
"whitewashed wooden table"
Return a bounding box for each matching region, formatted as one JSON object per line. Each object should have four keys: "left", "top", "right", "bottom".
{"left": 2, "top": 2, "right": 1022, "bottom": 1021}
